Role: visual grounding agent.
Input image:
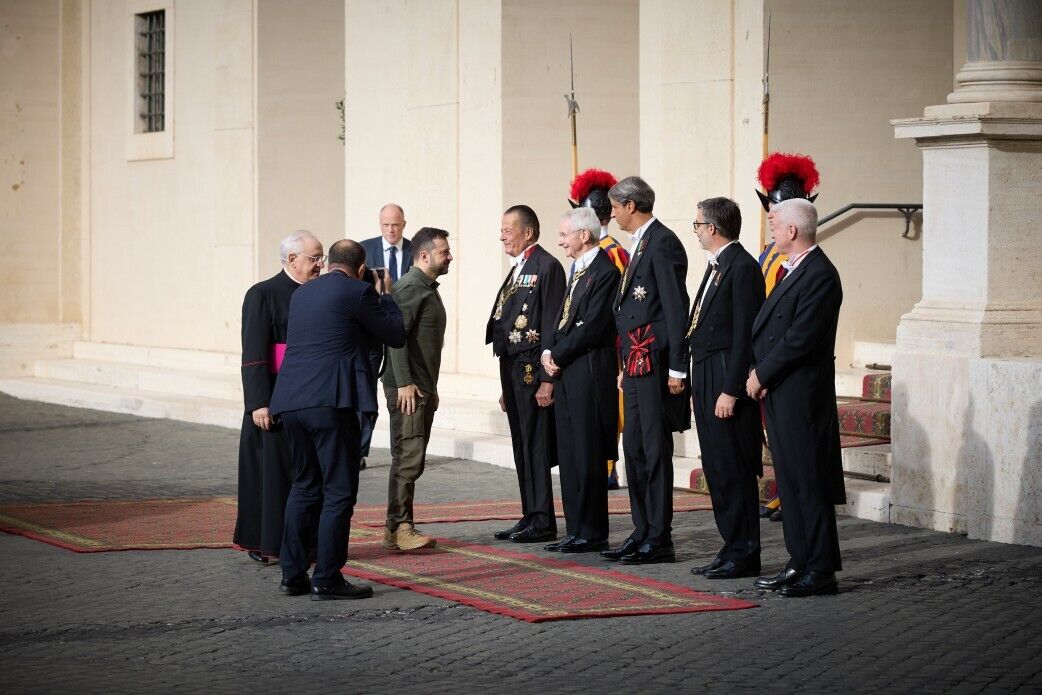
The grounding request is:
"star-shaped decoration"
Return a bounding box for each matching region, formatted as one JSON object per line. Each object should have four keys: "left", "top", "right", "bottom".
{"left": 525, "top": 329, "right": 540, "bottom": 343}
{"left": 508, "top": 330, "right": 522, "bottom": 344}
{"left": 633, "top": 285, "right": 647, "bottom": 301}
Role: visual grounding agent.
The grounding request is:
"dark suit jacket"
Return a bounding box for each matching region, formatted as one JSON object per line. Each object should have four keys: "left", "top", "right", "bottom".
{"left": 545, "top": 249, "right": 620, "bottom": 461}
{"left": 751, "top": 246, "right": 845, "bottom": 503}
{"left": 269, "top": 271, "right": 406, "bottom": 417}
{"left": 359, "top": 236, "right": 412, "bottom": 279}
{"left": 687, "top": 242, "right": 765, "bottom": 397}
{"left": 485, "top": 245, "right": 566, "bottom": 383}
{"left": 614, "top": 219, "right": 690, "bottom": 374}
{"left": 614, "top": 219, "right": 690, "bottom": 431}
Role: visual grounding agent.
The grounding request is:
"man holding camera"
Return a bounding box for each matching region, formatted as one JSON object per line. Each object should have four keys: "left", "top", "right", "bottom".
{"left": 270, "top": 239, "right": 405, "bottom": 600}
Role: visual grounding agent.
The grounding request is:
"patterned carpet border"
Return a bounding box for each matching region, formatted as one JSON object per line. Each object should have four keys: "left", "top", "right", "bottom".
{"left": 0, "top": 493, "right": 713, "bottom": 553}
{"left": 341, "top": 540, "right": 757, "bottom": 622}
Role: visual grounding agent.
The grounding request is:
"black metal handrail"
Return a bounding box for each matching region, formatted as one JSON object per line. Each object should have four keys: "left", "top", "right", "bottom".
{"left": 818, "top": 203, "right": 922, "bottom": 238}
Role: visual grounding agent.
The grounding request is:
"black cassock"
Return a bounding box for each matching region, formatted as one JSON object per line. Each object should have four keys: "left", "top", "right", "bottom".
{"left": 233, "top": 269, "right": 298, "bottom": 557}
{"left": 545, "top": 250, "right": 620, "bottom": 542}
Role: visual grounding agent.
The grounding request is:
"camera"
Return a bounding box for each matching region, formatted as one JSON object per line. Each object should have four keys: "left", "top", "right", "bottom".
{"left": 361, "top": 266, "right": 386, "bottom": 287}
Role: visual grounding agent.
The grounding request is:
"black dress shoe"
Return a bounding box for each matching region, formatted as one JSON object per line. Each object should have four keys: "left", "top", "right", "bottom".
{"left": 494, "top": 521, "right": 529, "bottom": 540}
{"left": 759, "top": 505, "right": 774, "bottom": 519}
{"left": 248, "top": 550, "right": 270, "bottom": 564}
{"left": 544, "top": 535, "right": 577, "bottom": 552}
{"left": 559, "top": 538, "right": 609, "bottom": 553}
{"left": 754, "top": 566, "right": 799, "bottom": 590}
{"left": 510, "top": 526, "right": 556, "bottom": 543}
{"left": 690, "top": 556, "right": 725, "bottom": 575}
{"left": 705, "top": 559, "right": 762, "bottom": 579}
{"left": 279, "top": 575, "right": 311, "bottom": 596}
{"left": 620, "top": 543, "right": 676, "bottom": 565}
{"left": 601, "top": 537, "right": 642, "bottom": 561}
{"left": 769, "top": 509, "right": 783, "bottom": 522}
{"left": 311, "top": 580, "right": 374, "bottom": 601}
{"left": 780, "top": 570, "right": 838, "bottom": 597}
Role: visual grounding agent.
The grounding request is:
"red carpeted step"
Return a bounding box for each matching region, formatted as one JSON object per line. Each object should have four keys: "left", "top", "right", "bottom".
{"left": 837, "top": 399, "right": 891, "bottom": 438}
{"left": 861, "top": 372, "right": 892, "bottom": 402}
{"left": 688, "top": 465, "right": 776, "bottom": 502}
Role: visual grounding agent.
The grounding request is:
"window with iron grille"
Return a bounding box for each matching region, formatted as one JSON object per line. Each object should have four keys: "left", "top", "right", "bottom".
{"left": 135, "top": 10, "right": 165, "bottom": 133}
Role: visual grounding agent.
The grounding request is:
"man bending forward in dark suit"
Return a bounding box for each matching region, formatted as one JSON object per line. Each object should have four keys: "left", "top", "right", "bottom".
{"left": 686, "top": 197, "right": 765, "bottom": 579}
{"left": 746, "top": 198, "right": 845, "bottom": 598}
{"left": 269, "top": 239, "right": 406, "bottom": 600}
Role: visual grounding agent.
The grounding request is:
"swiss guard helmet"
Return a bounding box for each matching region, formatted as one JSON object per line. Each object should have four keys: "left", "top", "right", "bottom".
{"left": 569, "top": 168, "right": 618, "bottom": 225}
{"left": 756, "top": 153, "right": 820, "bottom": 211}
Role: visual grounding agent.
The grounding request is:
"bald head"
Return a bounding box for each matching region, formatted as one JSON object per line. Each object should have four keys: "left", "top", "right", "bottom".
{"left": 379, "top": 203, "right": 406, "bottom": 245}
{"left": 768, "top": 198, "right": 818, "bottom": 254}
{"left": 328, "top": 238, "right": 366, "bottom": 277}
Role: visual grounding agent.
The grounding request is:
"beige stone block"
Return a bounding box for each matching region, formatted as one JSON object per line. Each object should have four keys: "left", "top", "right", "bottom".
{"left": 213, "top": 0, "right": 255, "bottom": 131}
{"left": 214, "top": 128, "right": 254, "bottom": 248}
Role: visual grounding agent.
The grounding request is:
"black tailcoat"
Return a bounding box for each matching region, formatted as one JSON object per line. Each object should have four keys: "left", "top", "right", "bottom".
{"left": 485, "top": 245, "right": 566, "bottom": 531}
{"left": 613, "top": 219, "right": 690, "bottom": 547}
{"left": 751, "top": 246, "right": 845, "bottom": 572}
{"left": 687, "top": 242, "right": 765, "bottom": 563}
{"left": 545, "top": 249, "right": 620, "bottom": 541}
{"left": 234, "top": 270, "right": 297, "bottom": 557}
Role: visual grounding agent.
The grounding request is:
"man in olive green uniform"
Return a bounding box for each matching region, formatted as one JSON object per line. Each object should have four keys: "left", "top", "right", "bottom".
{"left": 381, "top": 227, "right": 453, "bottom": 551}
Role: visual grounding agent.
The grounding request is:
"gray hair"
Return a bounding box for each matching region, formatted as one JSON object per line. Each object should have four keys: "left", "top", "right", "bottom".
{"left": 562, "top": 207, "right": 601, "bottom": 242}
{"left": 608, "top": 176, "right": 655, "bottom": 214}
{"left": 773, "top": 198, "right": 818, "bottom": 241}
{"left": 279, "top": 230, "right": 318, "bottom": 263}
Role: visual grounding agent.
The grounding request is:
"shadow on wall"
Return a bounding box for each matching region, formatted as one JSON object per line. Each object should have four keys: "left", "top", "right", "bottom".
{"left": 1015, "top": 398, "right": 1042, "bottom": 546}
{"left": 891, "top": 380, "right": 936, "bottom": 531}
{"left": 955, "top": 393, "right": 995, "bottom": 542}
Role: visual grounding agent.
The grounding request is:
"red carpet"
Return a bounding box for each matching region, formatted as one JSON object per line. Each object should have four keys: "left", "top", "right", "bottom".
{"left": 0, "top": 492, "right": 713, "bottom": 553}
{"left": 342, "top": 540, "right": 756, "bottom": 622}
{"left": 350, "top": 492, "right": 712, "bottom": 527}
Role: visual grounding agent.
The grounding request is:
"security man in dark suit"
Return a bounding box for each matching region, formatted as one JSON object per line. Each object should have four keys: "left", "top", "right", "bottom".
{"left": 603, "top": 176, "right": 690, "bottom": 565}
{"left": 541, "top": 207, "right": 621, "bottom": 553}
{"left": 270, "top": 239, "right": 406, "bottom": 600}
{"left": 746, "top": 198, "right": 845, "bottom": 598}
{"left": 685, "top": 197, "right": 765, "bottom": 579}
{"left": 486, "top": 204, "right": 566, "bottom": 543}
{"left": 358, "top": 203, "right": 413, "bottom": 469}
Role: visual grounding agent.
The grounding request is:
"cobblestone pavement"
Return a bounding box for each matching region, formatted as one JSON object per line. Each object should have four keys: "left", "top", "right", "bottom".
{"left": 1, "top": 393, "right": 1041, "bottom": 693}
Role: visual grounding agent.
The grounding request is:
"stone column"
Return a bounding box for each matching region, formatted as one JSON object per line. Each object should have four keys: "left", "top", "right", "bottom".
{"left": 890, "top": 0, "right": 1042, "bottom": 547}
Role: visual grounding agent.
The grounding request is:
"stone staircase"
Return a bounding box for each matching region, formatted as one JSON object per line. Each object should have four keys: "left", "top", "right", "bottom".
{"left": 0, "top": 339, "right": 894, "bottom": 522}
{"left": 688, "top": 340, "right": 894, "bottom": 522}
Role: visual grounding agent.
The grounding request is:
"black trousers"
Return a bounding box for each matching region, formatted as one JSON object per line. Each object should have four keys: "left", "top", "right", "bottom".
{"left": 621, "top": 347, "right": 674, "bottom": 547}
{"left": 555, "top": 375, "right": 609, "bottom": 541}
{"left": 499, "top": 356, "right": 557, "bottom": 532}
{"left": 764, "top": 395, "right": 842, "bottom": 573}
{"left": 691, "top": 353, "right": 761, "bottom": 563}
{"left": 279, "top": 407, "right": 361, "bottom": 587}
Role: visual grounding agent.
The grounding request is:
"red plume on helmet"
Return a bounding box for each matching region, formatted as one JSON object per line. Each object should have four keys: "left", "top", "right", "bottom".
{"left": 756, "top": 153, "right": 820, "bottom": 211}
{"left": 569, "top": 168, "right": 618, "bottom": 206}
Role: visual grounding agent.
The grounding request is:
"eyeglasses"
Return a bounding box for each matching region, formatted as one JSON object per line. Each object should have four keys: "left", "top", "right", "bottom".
{"left": 300, "top": 254, "right": 326, "bottom": 263}
{"left": 692, "top": 221, "right": 713, "bottom": 231}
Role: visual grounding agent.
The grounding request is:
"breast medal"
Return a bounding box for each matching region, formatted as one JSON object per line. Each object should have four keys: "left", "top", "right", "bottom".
{"left": 633, "top": 285, "right": 647, "bottom": 301}
{"left": 508, "top": 330, "right": 522, "bottom": 344}
{"left": 514, "top": 314, "right": 529, "bottom": 330}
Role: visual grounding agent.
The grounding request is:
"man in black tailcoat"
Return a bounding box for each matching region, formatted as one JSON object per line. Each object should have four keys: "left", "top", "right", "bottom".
{"left": 603, "top": 176, "right": 690, "bottom": 565}
{"left": 234, "top": 230, "right": 325, "bottom": 563}
{"left": 746, "top": 198, "right": 845, "bottom": 598}
{"left": 486, "top": 205, "right": 566, "bottom": 543}
{"left": 541, "top": 207, "right": 621, "bottom": 553}
{"left": 685, "top": 198, "right": 765, "bottom": 579}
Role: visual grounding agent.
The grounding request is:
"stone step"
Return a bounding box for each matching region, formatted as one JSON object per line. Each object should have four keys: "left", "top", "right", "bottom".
{"left": 34, "top": 358, "right": 243, "bottom": 403}
{"left": 852, "top": 340, "right": 896, "bottom": 369}
{"left": 842, "top": 443, "right": 892, "bottom": 482}
{"left": 837, "top": 399, "right": 891, "bottom": 438}
{"left": 838, "top": 478, "right": 891, "bottom": 523}
{"left": 835, "top": 367, "right": 890, "bottom": 399}
{"left": 72, "top": 341, "right": 240, "bottom": 374}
